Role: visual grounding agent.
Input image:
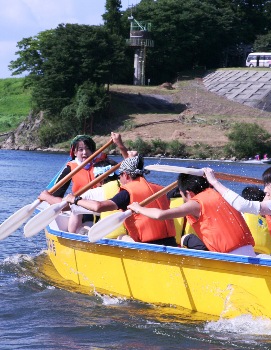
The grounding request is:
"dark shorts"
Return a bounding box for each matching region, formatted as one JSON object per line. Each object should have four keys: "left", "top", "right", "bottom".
{"left": 82, "top": 214, "right": 94, "bottom": 223}
{"left": 182, "top": 234, "right": 208, "bottom": 251}
{"left": 146, "top": 237, "right": 178, "bottom": 247}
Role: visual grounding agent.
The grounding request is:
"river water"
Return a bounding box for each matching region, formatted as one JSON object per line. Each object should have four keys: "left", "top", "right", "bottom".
{"left": 1, "top": 149, "right": 271, "bottom": 349}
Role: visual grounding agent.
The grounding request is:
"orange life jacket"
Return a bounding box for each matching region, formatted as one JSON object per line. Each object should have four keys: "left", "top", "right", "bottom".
{"left": 188, "top": 188, "right": 255, "bottom": 253}
{"left": 121, "top": 177, "right": 176, "bottom": 242}
{"left": 67, "top": 153, "right": 107, "bottom": 193}
{"left": 265, "top": 215, "right": 271, "bottom": 234}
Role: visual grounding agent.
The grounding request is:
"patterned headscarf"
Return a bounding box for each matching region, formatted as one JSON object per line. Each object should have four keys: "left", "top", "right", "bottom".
{"left": 119, "top": 155, "right": 148, "bottom": 179}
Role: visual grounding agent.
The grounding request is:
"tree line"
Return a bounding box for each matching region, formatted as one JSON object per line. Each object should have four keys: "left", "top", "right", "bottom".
{"left": 8, "top": 0, "right": 271, "bottom": 147}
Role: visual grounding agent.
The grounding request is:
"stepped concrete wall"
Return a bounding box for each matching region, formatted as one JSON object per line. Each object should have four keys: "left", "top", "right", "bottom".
{"left": 203, "top": 70, "right": 271, "bottom": 112}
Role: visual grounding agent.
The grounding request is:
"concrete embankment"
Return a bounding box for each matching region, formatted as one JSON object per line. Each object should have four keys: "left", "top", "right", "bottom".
{"left": 203, "top": 69, "right": 271, "bottom": 112}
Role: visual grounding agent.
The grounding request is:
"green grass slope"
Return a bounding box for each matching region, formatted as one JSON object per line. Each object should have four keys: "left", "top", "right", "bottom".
{"left": 0, "top": 78, "right": 31, "bottom": 133}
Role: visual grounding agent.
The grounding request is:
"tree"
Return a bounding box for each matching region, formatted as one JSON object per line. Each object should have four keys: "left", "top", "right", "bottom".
{"left": 253, "top": 32, "right": 271, "bottom": 51}
{"left": 229, "top": 0, "right": 270, "bottom": 42}
{"left": 9, "top": 24, "right": 127, "bottom": 117}
{"left": 61, "top": 82, "right": 109, "bottom": 135}
{"left": 103, "top": 0, "right": 123, "bottom": 35}
{"left": 127, "top": 0, "right": 241, "bottom": 83}
{"left": 224, "top": 122, "right": 271, "bottom": 159}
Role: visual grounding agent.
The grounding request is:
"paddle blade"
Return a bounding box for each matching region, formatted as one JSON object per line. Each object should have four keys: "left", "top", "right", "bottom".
{"left": 24, "top": 201, "right": 67, "bottom": 238}
{"left": 0, "top": 199, "right": 40, "bottom": 240}
{"left": 145, "top": 165, "right": 204, "bottom": 176}
{"left": 88, "top": 210, "right": 132, "bottom": 242}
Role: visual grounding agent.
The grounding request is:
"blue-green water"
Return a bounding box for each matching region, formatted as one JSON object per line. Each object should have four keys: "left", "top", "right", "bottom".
{"left": 1, "top": 149, "right": 271, "bottom": 349}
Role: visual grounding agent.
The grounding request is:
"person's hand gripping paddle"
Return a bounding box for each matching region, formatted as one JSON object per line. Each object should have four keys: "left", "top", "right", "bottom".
{"left": 24, "top": 162, "right": 121, "bottom": 238}
{"left": 0, "top": 139, "right": 113, "bottom": 240}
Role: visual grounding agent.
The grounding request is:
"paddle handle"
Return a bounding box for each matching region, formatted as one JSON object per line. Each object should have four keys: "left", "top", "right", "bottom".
{"left": 74, "top": 163, "right": 121, "bottom": 196}
{"left": 145, "top": 165, "right": 263, "bottom": 185}
{"left": 48, "top": 139, "right": 113, "bottom": 194}
{"left": 215, "top": 172, "right": 263, "bottom": 185}
{"left": 140, "top": 181, "right": 178, "bottom": 207}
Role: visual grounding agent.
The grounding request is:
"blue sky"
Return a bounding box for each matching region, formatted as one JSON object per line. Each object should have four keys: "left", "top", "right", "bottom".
{"left": 0, "top": 0, "right": 131, "bottom": 78}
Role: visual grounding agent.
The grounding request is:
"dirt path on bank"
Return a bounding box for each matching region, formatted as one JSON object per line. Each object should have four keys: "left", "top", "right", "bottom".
{"left": 94, "top": 79, "right": 271, "bottom": 149}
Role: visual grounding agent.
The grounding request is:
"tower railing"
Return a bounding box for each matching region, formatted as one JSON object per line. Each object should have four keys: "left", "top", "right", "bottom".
{"left": 126, "top": 38, "right": 154, "bottom": 47}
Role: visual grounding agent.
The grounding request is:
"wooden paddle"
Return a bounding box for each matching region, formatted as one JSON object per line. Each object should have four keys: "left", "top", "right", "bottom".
{"left": 87, "top": 180, "right": 178, "bottom": 243}
{"left": 0, "top": 139, "right": 113, "bottom": 240}
{"left": 144, "top": 165, "right": 264, "bottom": 185}
{"left": 24, "top": 162, "right": 121, "bottom": 238}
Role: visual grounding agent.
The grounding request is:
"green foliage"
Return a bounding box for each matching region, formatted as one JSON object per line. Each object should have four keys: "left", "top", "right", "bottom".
{"left": 224, "top": 122, "right": 271, "bottom": 159}
{"left": 122, "top": 120, "right": 135, "bottom": 131}
{"left": 253, "top": 32, "right": 271, "bottom": 51}
{"left": 124, "top": 138, "right": 187, "bottom": 157}
{"left": 167, "top": 140, "right": 187, "bottom": 157}
{"left": 10, "top": 24, "right": 127, "bottom": 120}
{"left": 132, "top": 0, "right": 242, "bottom": 82}
{"left": 128, "top": 137, "right": 152, "bottom": 155}
{"left": 61, "top": 82, "right": 109, "bottom": 135}
{"left": 0, "top": 78, "right": 31, "bottom": 132}
{"left": 38, "top": 120, "right": 73, "bottom": 147}
{"left": 125, "top": 139, "right": 135, "bottom": 150}
{"left": 189, "top": 143, "right": 213, "bottom": 159}
{"left": 103, "top": 0, "right": 123, "bottom": 35}
{"left": 151, "top": 138, "right": 167, "bottom": 154}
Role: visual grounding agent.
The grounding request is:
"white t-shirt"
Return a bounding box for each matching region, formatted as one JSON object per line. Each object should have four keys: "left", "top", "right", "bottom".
{"left": 70, "top": 187, "right": 105, "bottom": 215}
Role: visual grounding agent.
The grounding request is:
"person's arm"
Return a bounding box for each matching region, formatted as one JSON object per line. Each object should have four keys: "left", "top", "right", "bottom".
{"left": 64, "top": 191, "right": 117, "bottom": 213}
{"left": 111, "top": 132, "right": 129, "bottom": 159}
{"left": 52, "top": 165, "right": 72, "bottom": 197}
{"left": 39, "top": 190, "right": 62, "bottom": 204}
{"left": 202, "top": 167, "right": 229, "bottom": 195}
{"left": 258, "top": 200, "right": 271, "bottom": 215}
{"left": 38, "top": 165, "right": 72, "bottom": 204}
{"left": 203, "top": 167, "right": 262, "bottom": 215}
{"left": 128, "top": 200, "right": 200, "bottom": 220}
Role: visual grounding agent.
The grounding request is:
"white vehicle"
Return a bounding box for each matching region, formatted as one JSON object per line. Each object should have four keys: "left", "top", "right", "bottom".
{"left": 246, "top": 52, "right": 271, "bottom": 67}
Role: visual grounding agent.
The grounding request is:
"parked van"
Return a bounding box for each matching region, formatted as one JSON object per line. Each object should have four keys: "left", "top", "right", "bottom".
{"left": 246, "top": 52, "right": 271, "bottom": 67}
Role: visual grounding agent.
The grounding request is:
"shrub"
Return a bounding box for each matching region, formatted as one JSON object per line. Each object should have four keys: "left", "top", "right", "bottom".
{"left": 125, "top": 139, "right": 134, "bottom": 150}
{"left": 129, "top": 137, "right": 152, "bottom": 155}
{"left": 39, "top": 122, "right": 72, "bottom": 147}
{"left": 224, "top": 122, "right": 271, "bottom": 159}
{"left": 167, "top": 140, "right": 187, "bottom": 157}
{"left": 151, "top": 138, "right": 167, "bottom": 154}
{"left": 122, "top": 120, "right": 135, "bottom": 131}
{"left": 189, "top": 143, "right": 215, "bottom": 159}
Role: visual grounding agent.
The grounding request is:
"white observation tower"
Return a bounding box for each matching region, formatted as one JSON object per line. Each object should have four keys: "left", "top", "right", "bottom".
{"left": 126, "top": 16, "right": 154, "bottom": 85}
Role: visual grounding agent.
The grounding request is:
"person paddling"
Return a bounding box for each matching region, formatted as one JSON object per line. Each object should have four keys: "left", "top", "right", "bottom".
{"left": 39, "top": 132, "right": 129, "bottom": 205}
{"left": 64, "top": 155, "right": 178, "bottom": 247}
{"left": 128, "top": 171, "right": 256, "bottom": 256}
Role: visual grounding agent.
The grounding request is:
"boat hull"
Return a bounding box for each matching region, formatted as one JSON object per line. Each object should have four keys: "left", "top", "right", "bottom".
{"left": 45, "top": 227, "right": 271, "bottom": 320}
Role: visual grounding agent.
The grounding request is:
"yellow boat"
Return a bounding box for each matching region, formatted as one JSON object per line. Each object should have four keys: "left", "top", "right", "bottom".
{"left": 38, "top": 203, "right": 271, "bottom": 321}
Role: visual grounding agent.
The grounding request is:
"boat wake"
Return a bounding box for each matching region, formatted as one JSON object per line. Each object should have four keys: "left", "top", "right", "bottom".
{"left": 95, "top": 292, "right": 127, "bottom": 305}
{"left": 0, "top": 251, "right": 55, "bottom": 291}
{"left": 205, "top": 314, "right": 271, "bottom": 335}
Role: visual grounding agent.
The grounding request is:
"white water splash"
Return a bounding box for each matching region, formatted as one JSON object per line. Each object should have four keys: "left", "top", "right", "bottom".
{"left": 3, "top": 253, "right": 33, "bottom": 265}
{"left": 205, "top": 314, "right": 271, "bottom": 335}
{"left": 95, "top": 291, "right": 126, "bottom": 305}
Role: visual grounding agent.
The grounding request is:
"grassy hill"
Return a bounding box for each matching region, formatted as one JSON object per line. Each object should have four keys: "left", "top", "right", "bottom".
{"left": 0, "top": 78, "right": 32, "bottom": 133}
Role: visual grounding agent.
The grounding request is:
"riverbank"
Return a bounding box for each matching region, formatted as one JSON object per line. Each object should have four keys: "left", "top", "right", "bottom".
{"left": 2, "top": 71, "right": 271, "bottom": 159}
